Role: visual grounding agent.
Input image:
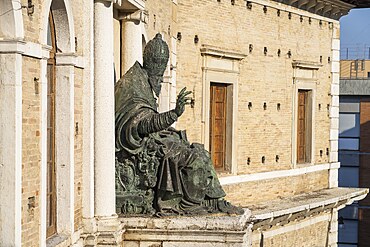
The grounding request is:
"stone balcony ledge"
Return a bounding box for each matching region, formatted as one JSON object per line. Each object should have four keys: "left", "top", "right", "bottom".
{"left": 120, "top": 210, "right": 253, "bottom": 246}
{"left": 120, "top": 209, "right": 252, "bottom": 232}
{"left": 247, "top": 187, "right": 368, "bottom": 230}
{"left": 118, "top": 188, "right": 368, "bottom": 246}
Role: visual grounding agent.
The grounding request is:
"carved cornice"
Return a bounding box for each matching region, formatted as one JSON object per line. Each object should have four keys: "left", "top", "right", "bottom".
{"left": 0, "top": 39, "right": 50, "bottom": 59}
{"left": 114, "top": 0, "right": 145, "bottom": 11}
{"left": 200, "top": 45, "right": 247, "bottom": 60}
{"left": 270, "top": 0, "right": 355, "bottom": 20}
{"left": 250, "top": 187, "right": 369, "bottom": 231}
{"left": 292, "top": 60, "right": 323, "bottom": 70}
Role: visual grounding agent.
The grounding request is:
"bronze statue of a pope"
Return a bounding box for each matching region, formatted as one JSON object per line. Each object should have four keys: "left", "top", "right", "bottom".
{"left": 115, "top": 33, "right": 243, "bottom": 216}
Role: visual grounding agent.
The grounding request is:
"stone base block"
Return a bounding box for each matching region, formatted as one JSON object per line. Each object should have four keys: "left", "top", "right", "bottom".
{"left": 82, "top": 216, "right": 124, "bottom": 247}
{"left": 121, "top": 209, "right": 252, "bottom": 247}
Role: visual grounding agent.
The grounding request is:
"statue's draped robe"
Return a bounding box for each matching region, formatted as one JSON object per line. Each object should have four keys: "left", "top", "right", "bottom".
{"left": 115, "top": 62, "right": 226, "bottom": 213}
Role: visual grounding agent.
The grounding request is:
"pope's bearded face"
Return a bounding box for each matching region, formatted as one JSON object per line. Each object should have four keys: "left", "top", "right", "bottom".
{"left": 148, "top": 75, "right": 163, "bottom": 97}
{"left": 144, "top": 55, "right": 168, "bottom": 97}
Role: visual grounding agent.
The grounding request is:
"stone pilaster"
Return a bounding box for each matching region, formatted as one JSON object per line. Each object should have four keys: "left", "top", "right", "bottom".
{"left": 328, "top": 209, "right": 339, "bottom": 247}
{"left": 329, "top": 22, "right": 340, "bottom": 188}
{"left": 55, "top": 54, "right": 76, "bottom": 234}
{"left": 0, "top": 51, "right": 22, "bottom": 247}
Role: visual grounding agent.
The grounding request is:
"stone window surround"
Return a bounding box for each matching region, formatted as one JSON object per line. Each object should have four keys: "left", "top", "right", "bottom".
{"left": 200, "top": 45, "right": 247, "bottom": 175}
{"left": 42, "top": 1, "right": 77, "bottom": 245}
{"left": 291, "top": 60, "right": 322, "bottom": 168}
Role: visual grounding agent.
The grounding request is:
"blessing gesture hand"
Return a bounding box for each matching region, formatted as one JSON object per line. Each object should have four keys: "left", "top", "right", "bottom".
{"left": 174, "top": 87, "right": 192, "bottom": 117}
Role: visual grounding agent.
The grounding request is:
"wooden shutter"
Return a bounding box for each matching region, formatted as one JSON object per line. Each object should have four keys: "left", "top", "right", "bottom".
{"left": 297, "top": 90, "right": 308, "bottom": 164}
{"left": 210, "top": 83, "right": 227, "bottom": 170}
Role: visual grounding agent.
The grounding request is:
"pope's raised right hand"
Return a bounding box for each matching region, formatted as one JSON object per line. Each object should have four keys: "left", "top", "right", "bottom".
{"left": 174, "top": 87, "right": 192, "bottom": 117}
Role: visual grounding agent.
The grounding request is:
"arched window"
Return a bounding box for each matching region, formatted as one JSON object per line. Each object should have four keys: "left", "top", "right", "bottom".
{"left": 46, "top": 11, "right": 57, "bottom": 238}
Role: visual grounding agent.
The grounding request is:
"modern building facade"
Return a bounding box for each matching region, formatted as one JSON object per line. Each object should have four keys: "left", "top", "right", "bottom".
{"left": 341, "top": 59, "right": 370, "bottom": 79}
{"left": 338, "top": 60, "right": 370, "bottom": 247}
{"left": 0, "top": 0, "right": 369, "bottom": 246}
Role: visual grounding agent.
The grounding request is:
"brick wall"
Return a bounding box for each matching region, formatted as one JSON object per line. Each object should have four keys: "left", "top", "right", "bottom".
{"left": 74, "top": 67, "right": 83, "bottom": 231}
{"left": 223, "top": 170, "right": 329, "bottom": 206}
{"left": 252, "top": 213, "right": 330, "bottom": 247}
{"left": 145, "top": 0, "right": 176, "bottom": 42}
{"left": 22, "top": 0, "right": 43, "bottom": 43}
{"left": 145, "top": 0, "right": 178, "bottom": 82}
{"left": 176, "top": 0, "right": 333, "bottom": 175}
{"left": 21, "top": 56, "right": 41, "bottom": 247}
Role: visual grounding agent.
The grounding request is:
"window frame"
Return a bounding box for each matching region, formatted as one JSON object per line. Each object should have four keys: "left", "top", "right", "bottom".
{"left": 292, "top": 83, "right": 316, "bottom": 167}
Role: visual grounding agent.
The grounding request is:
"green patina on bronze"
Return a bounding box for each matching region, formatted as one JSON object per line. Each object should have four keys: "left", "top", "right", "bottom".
{"left": 115, "top": 33, "right": 243, "bottom": 216}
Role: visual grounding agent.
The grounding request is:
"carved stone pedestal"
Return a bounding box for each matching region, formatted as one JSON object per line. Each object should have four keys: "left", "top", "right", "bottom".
{"left": 121, "top": 209, "right": 252, "bottom": 247}
{"left": 82, "top": 216, "right": 124, "bottom": 247}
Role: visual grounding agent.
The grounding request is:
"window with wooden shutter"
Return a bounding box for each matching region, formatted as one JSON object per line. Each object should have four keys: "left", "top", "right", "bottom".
{"left": 297, "top": 89, "right": 312, "bottom": 164}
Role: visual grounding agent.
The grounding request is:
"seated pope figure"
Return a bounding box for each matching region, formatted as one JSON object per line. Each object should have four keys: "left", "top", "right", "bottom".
{"left": 115, "top": 33, "right": 243, "bottom": 215}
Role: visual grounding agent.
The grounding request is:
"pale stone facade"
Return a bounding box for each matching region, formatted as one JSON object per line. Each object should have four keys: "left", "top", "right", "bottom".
{"left": 0, "top": 0, "right": 368, "bottom": 246}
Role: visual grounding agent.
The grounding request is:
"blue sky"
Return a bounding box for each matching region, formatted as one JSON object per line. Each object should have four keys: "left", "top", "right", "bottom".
{"left": 340, "top": 8, "right": 370, "bottom": 59}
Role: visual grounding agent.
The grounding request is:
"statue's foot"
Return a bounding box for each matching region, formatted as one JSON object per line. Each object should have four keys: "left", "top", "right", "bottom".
{"left": 217, "top": 199, "right": 244, "bottom": 215}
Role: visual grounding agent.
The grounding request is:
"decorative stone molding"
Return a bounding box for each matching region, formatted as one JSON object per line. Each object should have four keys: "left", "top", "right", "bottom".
{"left": 118, "top": 9, "right": 148, "bottom": 23}
{"left": 55, "top": 53, "right": 85, "bottom": 68}
{"left": 114, "top": 0, "right": 145, "bottom": 11}
{"left": 121, "top": 211, "right": 253, "bottom": 246}
{"left": 0, "top": 39, "right": 50, "bottom": 59}
{"left": 292, "top": 60, "right": 322, "bottom": 83}
{"left": 292, "top": 60, "right": 322, "bottom": 70}
{"left": 81, "top": 216, "right": 124, "bottom": 246}
{"left": 200, "top": 45, "right": 247, "bottom": 60}
{"left": 220, "top": 162, "right": 339, "bottom": 185}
